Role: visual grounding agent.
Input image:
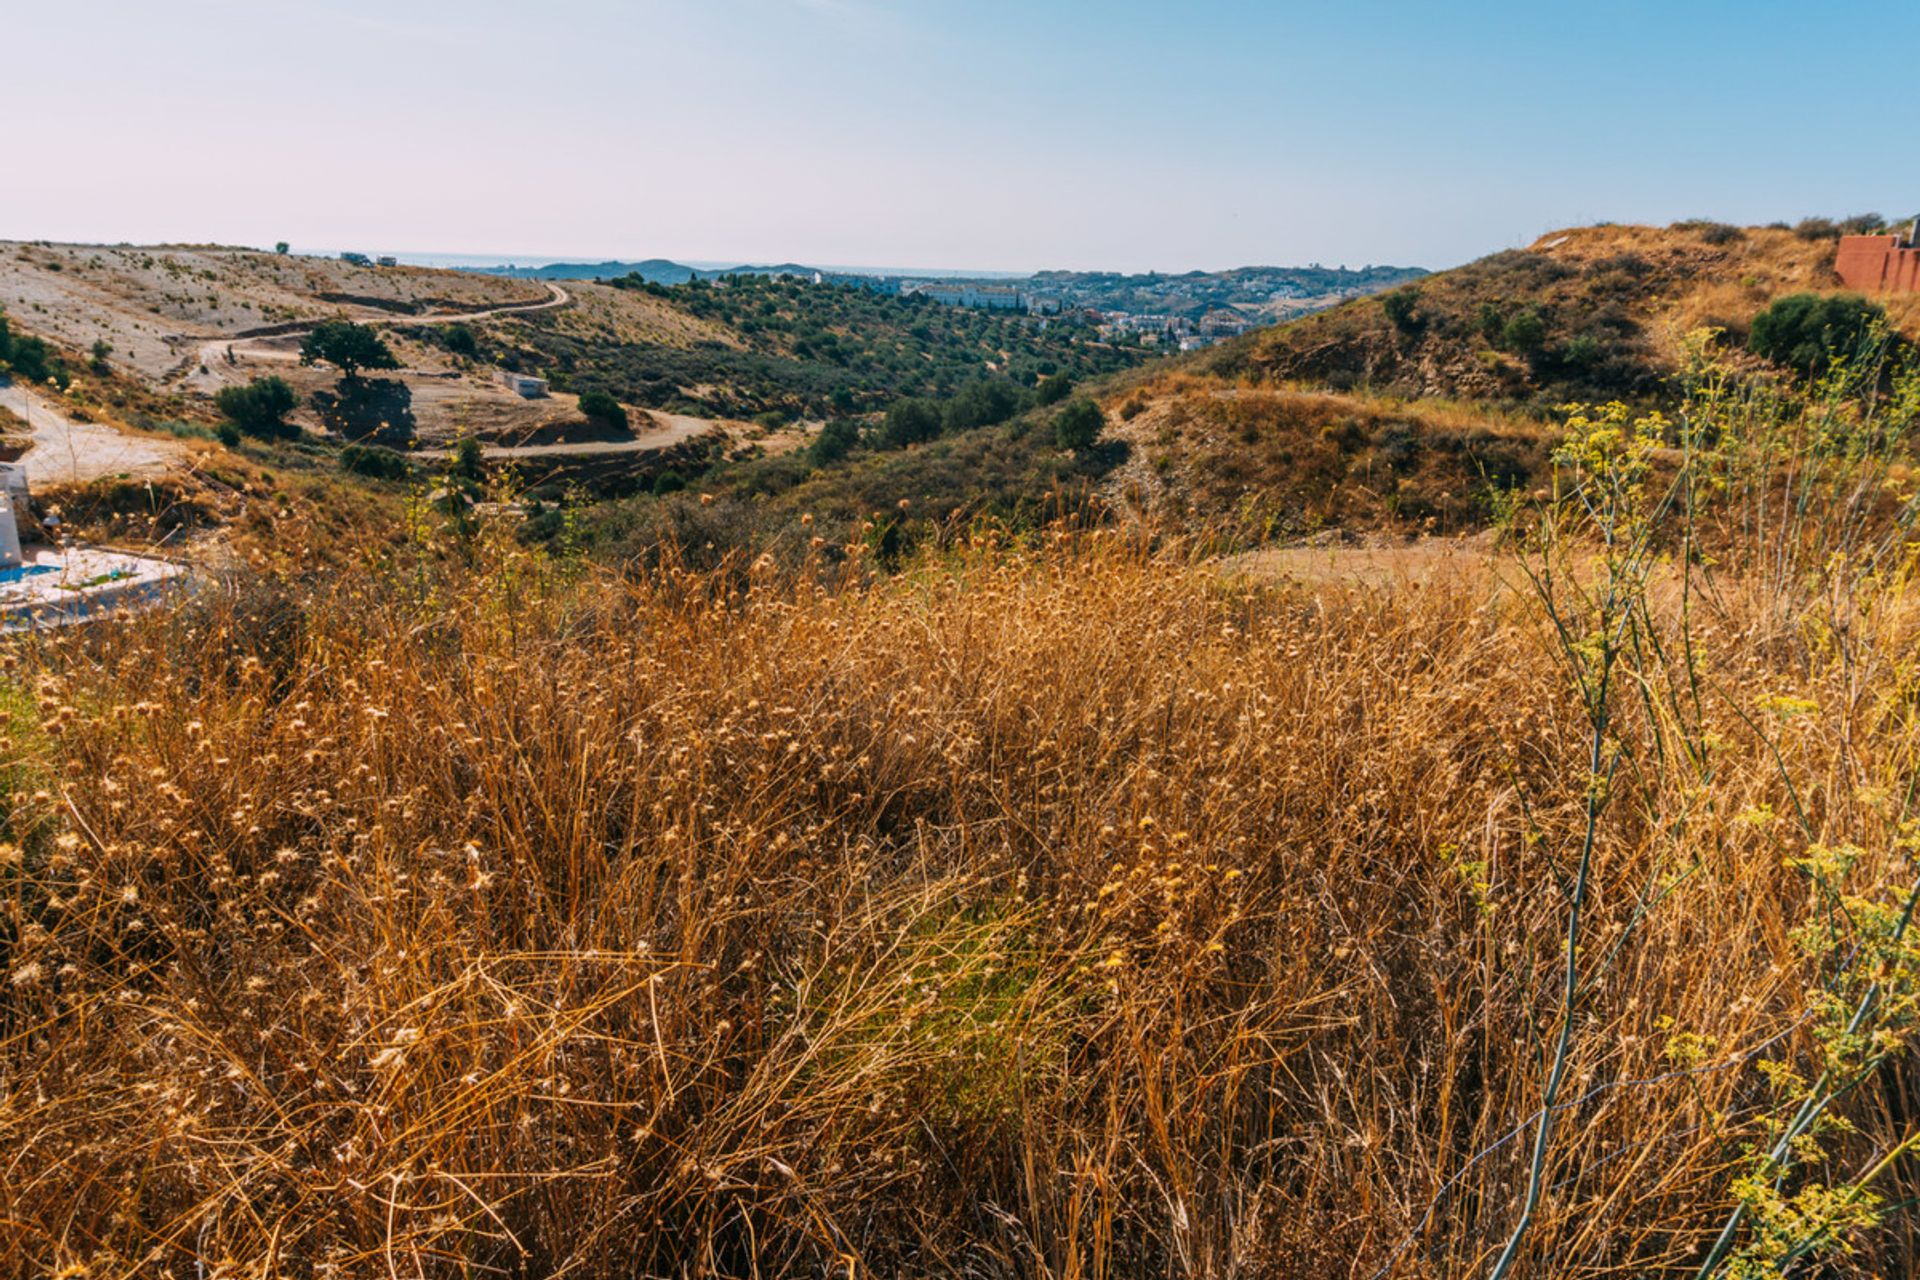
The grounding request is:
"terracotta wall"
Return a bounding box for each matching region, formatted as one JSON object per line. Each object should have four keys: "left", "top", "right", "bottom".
{"left": 1835, "top": 234, "right": 1920, "bottom": 292}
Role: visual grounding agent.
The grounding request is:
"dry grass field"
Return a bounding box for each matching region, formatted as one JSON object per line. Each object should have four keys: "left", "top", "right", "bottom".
{"left": 7, "top": 345, "right": 1920, "bottom": 1278}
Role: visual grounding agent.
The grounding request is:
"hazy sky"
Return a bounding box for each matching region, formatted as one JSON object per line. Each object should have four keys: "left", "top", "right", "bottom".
{"left": 4, "top": 0, "right": 1916, "bottom": 273}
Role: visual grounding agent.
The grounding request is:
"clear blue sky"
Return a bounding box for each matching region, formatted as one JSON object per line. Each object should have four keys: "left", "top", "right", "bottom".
{"left": 2, "top": 0, "right": 1914, "bottom": 272}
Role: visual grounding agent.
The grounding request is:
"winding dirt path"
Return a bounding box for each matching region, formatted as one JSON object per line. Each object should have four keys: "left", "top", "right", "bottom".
{"left": 191, "top": 282, "right": 572, "bottom": 382}
{"left": 0, "top": 377, "right": 186, "bottom": 485}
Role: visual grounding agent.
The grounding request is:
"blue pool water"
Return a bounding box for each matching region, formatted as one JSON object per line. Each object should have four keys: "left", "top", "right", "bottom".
{"left": 0, "top": 564, "right": 55, "bottom": 585}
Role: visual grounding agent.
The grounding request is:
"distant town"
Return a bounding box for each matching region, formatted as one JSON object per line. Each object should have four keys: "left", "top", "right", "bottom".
{"left": 420, "top": 253, "right": 1429, "bottom": 350}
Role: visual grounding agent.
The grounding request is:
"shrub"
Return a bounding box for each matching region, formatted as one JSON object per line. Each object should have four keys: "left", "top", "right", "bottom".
{"left": 652, "top": 469, "right": 687, "bottom": 494}
{"left": 1053, "top": 398, "right": 1104, "bottom": 452}
{"left": 577, "top": 389, "right": 629, "bottom": 431}
{"left": 1381, "top": 288, "right": 1422, "bottom": 333}
{"left": 215, "top": 376, "right": 298, "bottom": 437}
{"left": 1501, "top": 308, "right": 1548, "bottom": 355}
{"left": 1748, "top": 292, "right": 1885, "bottom": 370}
{"left": 5, "top": 332, "right": 60, "bottom": 384}
{"left": 1793, "top": 217, "right": 1839, "bottom": 241}
{"left": 1034, "top": 373, "right": 1074, "bottom": 406}
{"left": 439, "top": 324, "right": 479, "bottom": 358}
{"left": 1477, "top": 302, "right": 1507, "bottom": 343}
{"left": 811, "top": 419, "right": 860, "bottom": 465}
{"left": 338, "top": 443, "right": 411, "bottom": 480}
{"left": 215, "top": 421, "right": 241, "bottom": 448}
{"left": 1559, "top": 334, "right": 1602, "bottom": 369}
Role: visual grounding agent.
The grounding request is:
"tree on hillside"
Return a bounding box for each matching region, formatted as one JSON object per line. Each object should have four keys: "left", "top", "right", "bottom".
{"left": 1748, "top": 293, "right": 1885, "bottom": 371}
{"left": 881, "top": 398, "right": 942, "bottom": 449}
{"left": 300, "top": 320, "right": 397, "bottom": 380}
{"left": 942, "top": 380, "right": 1022, "bottom": 434}
{"left": 215, "top": 375, "right": 299, "bottom": 438}
{"left": 1053, "top": 398, "right": 1104, "bottom": 452}
{"left": 811, "top": 418, "right": 860, "bottom": 465}
{"left": 274, "top": 242, "right": 290, "bottom": 256}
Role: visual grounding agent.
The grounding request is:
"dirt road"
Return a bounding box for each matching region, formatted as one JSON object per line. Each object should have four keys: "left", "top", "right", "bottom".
{"left": 192, "top": 282, "right": 572, "bottom": 382}
{"left": 0, "top": 377, "right": 186, "bottom": 485}
{"left": 444, "top": 412, "right": 722, "bottom": 461}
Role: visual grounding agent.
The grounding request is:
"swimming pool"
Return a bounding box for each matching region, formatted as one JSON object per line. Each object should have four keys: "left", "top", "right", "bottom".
{"left": 0, "top": 564, "right": 55, "bottom": 585}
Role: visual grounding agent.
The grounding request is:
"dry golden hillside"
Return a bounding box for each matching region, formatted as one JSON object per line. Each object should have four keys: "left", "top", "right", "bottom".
{"left": 10, "top": 354, "right": 1920, "bottom": 1276}
{"left": 0, "top": 242, "right": 554, "bottom": 380}
{"left": 1082, "top": 222, "right": 1920, "bottom": 539}
{"left": 1184, "top": 222, "right": 1901, "bottom": 408}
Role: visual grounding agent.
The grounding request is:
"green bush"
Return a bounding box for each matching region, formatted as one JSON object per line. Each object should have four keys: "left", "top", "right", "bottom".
{"left": 1692, "top": 221, "right": 1744, "bottom": 245}
{"left": 811, "top": 419, "right": 860, "bottom": 465}
{"left": 1053, "top": 399, "right": 1104, "bottom": 452}
{"left": 440, "top": 324, "right": 478, "bottom": 358}
{"left": 1748, "top": 292, "right": 1885, "bottom": 370}
{"left": 577, "top": 389, "right": 629, "bottom": 431}
{"left": 215, "top": 421, "right": 242, "bottom": 448}
{"left": 339, "top": 443, "right": 411, "bottom": 480}
{"left": 1381, "top": 288, "right": 1422, "bottom": 333}
{"left": 1500, "top": 308, "right": 1548, "bottom": 355}
{"left": 1559, "top": 334, "right": 1602, "bottom": 369}
{"left": 1477, "top": 302, "right": 1506, "bottom": 343}
{"left": 215, "top": 376, "right": 298, "bottom": 437}
{"left": 1034, "top": 373, "right": 1074, "bottom": 406}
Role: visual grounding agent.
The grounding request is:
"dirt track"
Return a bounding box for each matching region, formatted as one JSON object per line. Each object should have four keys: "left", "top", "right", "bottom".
{"left": 189, "top": 282, "right": 571, "bottom": 387}
{"left": 0, "top": 377, "right": 186, "bottom": 485}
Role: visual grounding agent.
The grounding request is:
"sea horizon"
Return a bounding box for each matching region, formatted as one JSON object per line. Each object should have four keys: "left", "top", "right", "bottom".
{"left": 361, "top": 249, "right": 1032, "bottom": 280}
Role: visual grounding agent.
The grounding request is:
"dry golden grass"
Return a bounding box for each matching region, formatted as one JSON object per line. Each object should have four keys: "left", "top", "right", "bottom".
{"left": 3, "top": 475, "right": 1920, "bottom": 1277}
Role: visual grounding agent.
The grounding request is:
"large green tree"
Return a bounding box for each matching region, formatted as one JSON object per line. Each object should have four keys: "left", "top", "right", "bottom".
{"left": 300, "top": 321, "right": 398, "bottom": 380}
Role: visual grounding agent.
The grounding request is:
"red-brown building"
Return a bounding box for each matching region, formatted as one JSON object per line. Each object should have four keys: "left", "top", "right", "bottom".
{"left": 1835, "top": 231, "right": 1920, "bottom": 293}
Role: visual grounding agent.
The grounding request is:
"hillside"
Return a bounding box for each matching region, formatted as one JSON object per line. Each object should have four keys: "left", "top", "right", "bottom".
{"left": 0, "top": 242, "right": 552, "bottom": 380}
{"left": 13, "top": 226, "right": 1920, "bottom": 1278}
{"left": 1195, "top": 222, "right": 1875, "bottom": 408}
{"left": 494, "top": 271, "right": 1152, "bottom": 422}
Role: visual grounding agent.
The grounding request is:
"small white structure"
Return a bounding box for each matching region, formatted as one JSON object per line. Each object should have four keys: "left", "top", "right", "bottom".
{"left": 0, "top": 463, "right": 27, "bottom": 514}
{"left": 0, "top": 486, "right": 20, "bottom": 571}
{"left": 496, "top": 371, "right": 549, "bottom": 399}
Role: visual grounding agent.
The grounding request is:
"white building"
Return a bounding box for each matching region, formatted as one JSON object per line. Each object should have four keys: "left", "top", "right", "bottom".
{"left": 496, "top": 371, "right": 549, "bottom": 399}
{"left": 0, "top": 463, "right": 28, "bottom": 568}
{"left": 910, "top": 283, "right": 1026, "bottom": 311}
{"left": 0, "top": 463, "right": 27, "bottom": 513}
